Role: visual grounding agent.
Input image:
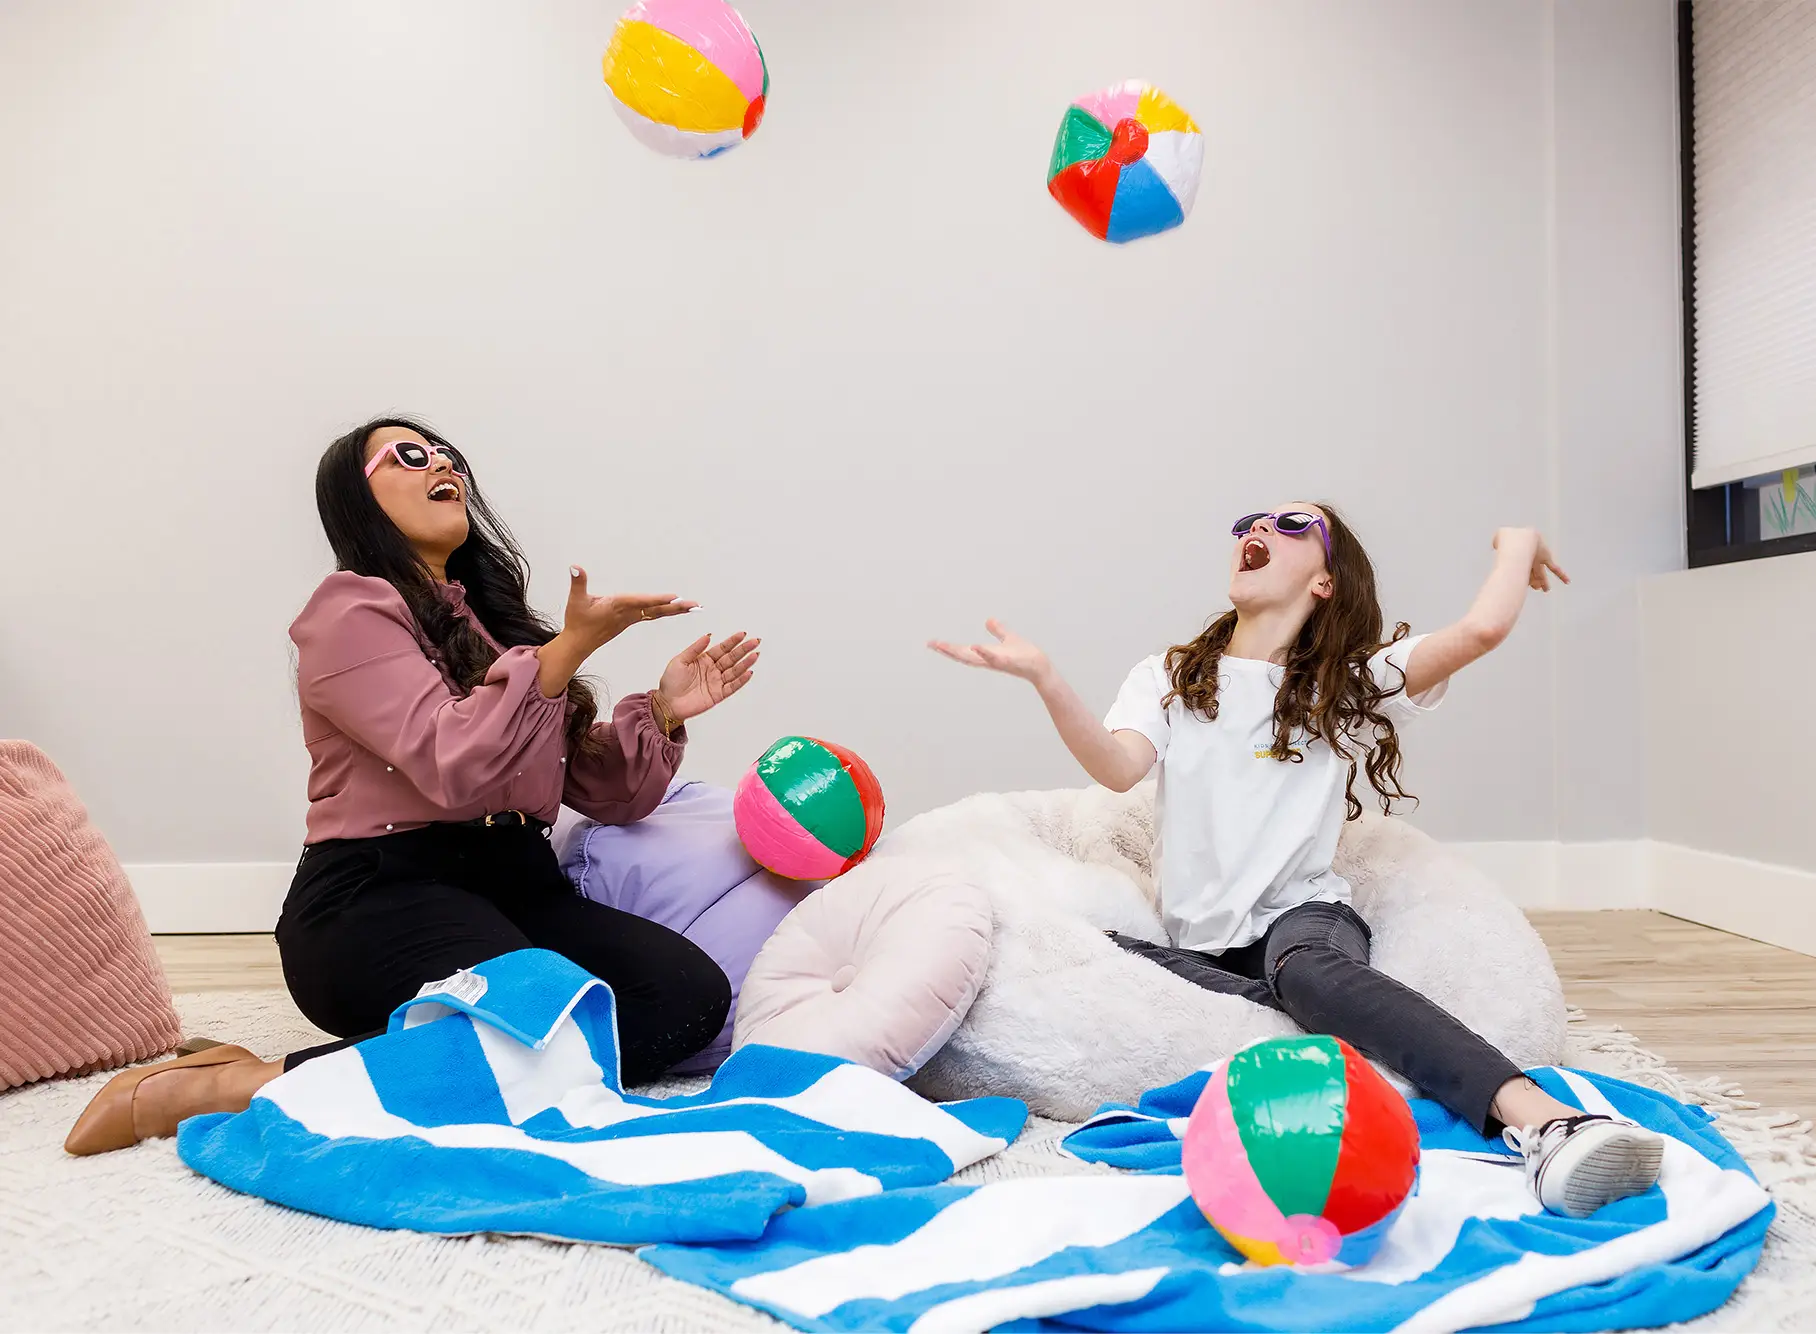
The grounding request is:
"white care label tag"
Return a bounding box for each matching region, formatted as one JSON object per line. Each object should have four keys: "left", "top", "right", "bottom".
{"left": 415, "top": 968, "right": 489, "bottom": 1007}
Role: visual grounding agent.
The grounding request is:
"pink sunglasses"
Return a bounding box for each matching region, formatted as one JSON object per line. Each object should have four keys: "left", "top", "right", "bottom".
{"left": 364, "top": 438, "right": 470, "bottom": 479}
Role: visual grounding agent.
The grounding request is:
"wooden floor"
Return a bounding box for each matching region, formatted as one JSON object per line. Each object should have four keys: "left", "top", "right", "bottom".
{"left": 154, "top": 909, "right": 1816, "bottom": 1119}
{"left": 1526, "top": 910, "right": 1816, "bottom": 1120}
{"left": 157, "top": 932, "right": 288, "bottom": 993}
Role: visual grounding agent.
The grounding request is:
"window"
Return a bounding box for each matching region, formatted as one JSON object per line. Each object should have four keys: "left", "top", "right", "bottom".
{"left": 1681, "top": 0, "right": 1816, "bottom": 566}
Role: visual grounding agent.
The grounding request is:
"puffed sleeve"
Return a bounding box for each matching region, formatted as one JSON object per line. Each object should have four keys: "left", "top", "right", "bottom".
{"left": 291, "top": 572, "right": 566, "bottom": 809}
{"left": 560, "top": 692, "right": 685, "bottom": 824}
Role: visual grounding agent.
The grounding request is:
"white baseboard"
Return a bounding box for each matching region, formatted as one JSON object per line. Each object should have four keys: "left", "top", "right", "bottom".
{"left": 131, "top": 840, "right": 1816, "bottom": 959}
{"left": 1648, "top": 842, "right": 1816, "bottom": 958}
{"left": 1450, "top": 838, "right": 1816, "bottom": 957}
{"left": 127, "top": 862, "right": 290, "bottom": 935}
{"left": 1446, "top": 840, "right": 1649, "bottom": 911}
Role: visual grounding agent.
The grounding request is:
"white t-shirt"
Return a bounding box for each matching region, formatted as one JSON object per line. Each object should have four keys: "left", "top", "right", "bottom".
{"left": 1104, "top": 637, "right": 1445, "bottom": 953}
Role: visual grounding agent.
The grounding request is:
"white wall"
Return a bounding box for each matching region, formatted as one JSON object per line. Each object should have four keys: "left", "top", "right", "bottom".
{"left": 0, "top": 1, "right": 1683, "bottom": 899}
{"left": 1550, "top": 0, "right": 1687, "bottom": 842}
{"left": 1638, "top": 551, "right": 1816, "bottom": 954}
{"left": 1642, "top": 551, "right": 1816, "bottom": 875}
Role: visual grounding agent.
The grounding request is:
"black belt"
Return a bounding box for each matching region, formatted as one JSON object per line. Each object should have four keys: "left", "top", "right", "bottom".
{"left": 458, "top": 810, "right": 549, "bottom": 833}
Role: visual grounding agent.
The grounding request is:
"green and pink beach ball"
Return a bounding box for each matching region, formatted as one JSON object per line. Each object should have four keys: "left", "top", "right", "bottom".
{"left": 733, "top": 737, "right": 884, "bottom": 881}
{"left": 1182, "top": 1035, "right": 1421, "bottom": 1268}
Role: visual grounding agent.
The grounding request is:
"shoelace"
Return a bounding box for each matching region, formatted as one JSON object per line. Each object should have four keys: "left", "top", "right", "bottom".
{"left": 1502, "top": 1113, "right": 1606, "bottom": 1157}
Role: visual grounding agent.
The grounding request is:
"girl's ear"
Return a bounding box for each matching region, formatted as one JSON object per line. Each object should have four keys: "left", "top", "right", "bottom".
{"left": 1312, "top": 573, "right": 1335, "bottom": 601}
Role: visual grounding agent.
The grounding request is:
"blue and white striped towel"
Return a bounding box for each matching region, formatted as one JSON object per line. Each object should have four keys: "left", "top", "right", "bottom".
{"left": 178, "top": 949, "right": 1026, "bottom": 1245}
{"left": 645, "top": 1063, "right": 1771, "bottom": 1332}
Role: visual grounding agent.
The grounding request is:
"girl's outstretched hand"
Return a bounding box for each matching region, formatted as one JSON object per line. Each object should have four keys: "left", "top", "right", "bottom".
{"left": 928, "top": 620, "right": 1052, "bottom": 683}
{"left": 1493, "top": 528, "right": 1570, "bottom": 592}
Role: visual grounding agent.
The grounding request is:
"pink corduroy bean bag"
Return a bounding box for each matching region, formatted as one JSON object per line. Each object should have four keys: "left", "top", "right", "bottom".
{"left": 0, "top": 742, "right": 181, "bottom": 1089}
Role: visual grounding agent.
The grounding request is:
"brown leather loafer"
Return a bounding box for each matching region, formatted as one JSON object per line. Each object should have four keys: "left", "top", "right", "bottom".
{"left": 64, "top": 1044, "right": 258, "bottom": 1156}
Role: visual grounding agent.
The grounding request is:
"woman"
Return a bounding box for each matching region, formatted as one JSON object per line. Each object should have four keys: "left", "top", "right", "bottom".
{"left": 68, "top": 418, "right": 754, "bottom": 1154}
{"left": 932, "top": 505, "right": 1662, "bottom": 1218}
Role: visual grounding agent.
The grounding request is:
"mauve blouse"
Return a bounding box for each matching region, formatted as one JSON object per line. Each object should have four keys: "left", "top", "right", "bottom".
{"left": 290, "top": 572, "right": 683, "bottom": 844}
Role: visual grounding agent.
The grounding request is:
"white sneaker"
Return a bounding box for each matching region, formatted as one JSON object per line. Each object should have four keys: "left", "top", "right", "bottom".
{"left": 1503, "top": 1115, "right": 1665, "bottom": 1218}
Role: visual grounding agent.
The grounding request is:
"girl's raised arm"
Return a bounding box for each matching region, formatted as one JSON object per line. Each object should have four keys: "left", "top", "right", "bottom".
{"left": 1403, "top": 527, "right": 1568, "bottom": 698}
{"left": 930, "top": 620, "right": 1157, "bottom": 793}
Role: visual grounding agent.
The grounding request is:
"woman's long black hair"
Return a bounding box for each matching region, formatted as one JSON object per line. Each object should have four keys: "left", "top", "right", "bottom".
{"left": 315, "top": 416, "right": 602, "bottom": 755}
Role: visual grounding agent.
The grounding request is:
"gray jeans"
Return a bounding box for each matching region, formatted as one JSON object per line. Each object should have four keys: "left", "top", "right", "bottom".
{"left": 1109, "top": 900, "right": 1522, "bottom": 1135}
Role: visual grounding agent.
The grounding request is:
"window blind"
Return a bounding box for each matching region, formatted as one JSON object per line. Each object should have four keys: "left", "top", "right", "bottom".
{"left": 1691, "top": 0, "right": 1816, "bottom": 489}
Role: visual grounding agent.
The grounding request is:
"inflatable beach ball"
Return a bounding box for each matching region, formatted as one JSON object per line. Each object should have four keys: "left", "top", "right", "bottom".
{"left": 602, "top": 0, "right": 768, "bottom": 159}
{"left": 1182, "top": 1035, "right": 1420, "bottom": 1268}
{"left": 734, "top": 737, "right": 884, "bottom": 881}
{"left": 1047, "top": 80, "right": 1203, "bottom": 243}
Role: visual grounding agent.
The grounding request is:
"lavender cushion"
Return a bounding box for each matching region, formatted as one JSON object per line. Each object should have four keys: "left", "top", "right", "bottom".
{"left": 558, "top": 780, "right": 817, "bottom": 1072}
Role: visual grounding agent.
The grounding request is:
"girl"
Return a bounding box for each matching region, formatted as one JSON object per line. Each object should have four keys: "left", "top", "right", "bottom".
{"left": 931, "top": 503, "right": 1663, "bottom": 1218}
{"left": 68, "top": 418, "right": 755, "bottom": 1154}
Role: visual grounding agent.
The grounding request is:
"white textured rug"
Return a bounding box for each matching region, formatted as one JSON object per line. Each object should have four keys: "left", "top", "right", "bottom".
{"left": 2, "top": 992, "right": 1812, "bottom": 1333}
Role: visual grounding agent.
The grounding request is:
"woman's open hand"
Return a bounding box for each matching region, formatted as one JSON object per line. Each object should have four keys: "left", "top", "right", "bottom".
{"left": 655, "top": 632, "right": 760, "bottom": 723}
{"left": 928, "top": 620, "right": 1052, "bottom": 684}
{"left": 564, "top": 566, "right": 696, "bottom": 649}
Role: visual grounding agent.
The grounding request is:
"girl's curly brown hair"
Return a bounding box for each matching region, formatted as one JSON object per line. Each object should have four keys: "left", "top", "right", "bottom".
{"left": 1163, "top": 501, "right": 1415, "bottom": 820}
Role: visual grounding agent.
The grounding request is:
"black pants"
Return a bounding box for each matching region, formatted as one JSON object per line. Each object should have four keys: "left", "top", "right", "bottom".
{"left": 275, "top": 823, "right": 731, "bottom": 1086}
{"left": 1109, "top": 900, "right": 1522, "bottom": 1135}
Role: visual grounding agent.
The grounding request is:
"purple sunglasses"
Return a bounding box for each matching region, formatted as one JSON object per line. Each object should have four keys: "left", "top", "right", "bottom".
{"left": 1232, "top": 510, "right": 1331, "bottom": 560}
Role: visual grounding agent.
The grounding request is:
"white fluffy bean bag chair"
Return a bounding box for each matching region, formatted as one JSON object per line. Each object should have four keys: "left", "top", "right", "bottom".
{"left": 736, "top": 784, "right": 1567, "bottom": 1121}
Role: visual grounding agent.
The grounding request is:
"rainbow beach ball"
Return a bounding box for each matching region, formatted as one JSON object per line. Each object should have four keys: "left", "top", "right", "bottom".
{"left": 602, "top": 0, "right": 769, "bottom": 159}
{"left": 733, "top": 737, "right": 884, "bottom": 881}
{"left": 1047, "top": 79, "right": 1203, "bottom": 243}
{"left": 1182, "top": 1035, "right": 1420, "bottom": 1268}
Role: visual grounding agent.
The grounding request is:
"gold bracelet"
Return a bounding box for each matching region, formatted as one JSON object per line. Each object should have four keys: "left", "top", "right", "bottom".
{"left": 651, "top": 691, "right": 678, "bottom": 738}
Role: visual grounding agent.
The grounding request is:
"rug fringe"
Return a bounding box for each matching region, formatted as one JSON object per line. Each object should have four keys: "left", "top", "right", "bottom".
{"left": 1567, "top": 1012, "right": 1816, "bottom": 1192}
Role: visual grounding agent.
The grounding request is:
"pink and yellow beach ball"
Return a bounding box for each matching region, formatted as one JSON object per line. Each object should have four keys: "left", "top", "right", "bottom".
{"left": 602, "top": 0, "right": 768, "bottom": 159}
